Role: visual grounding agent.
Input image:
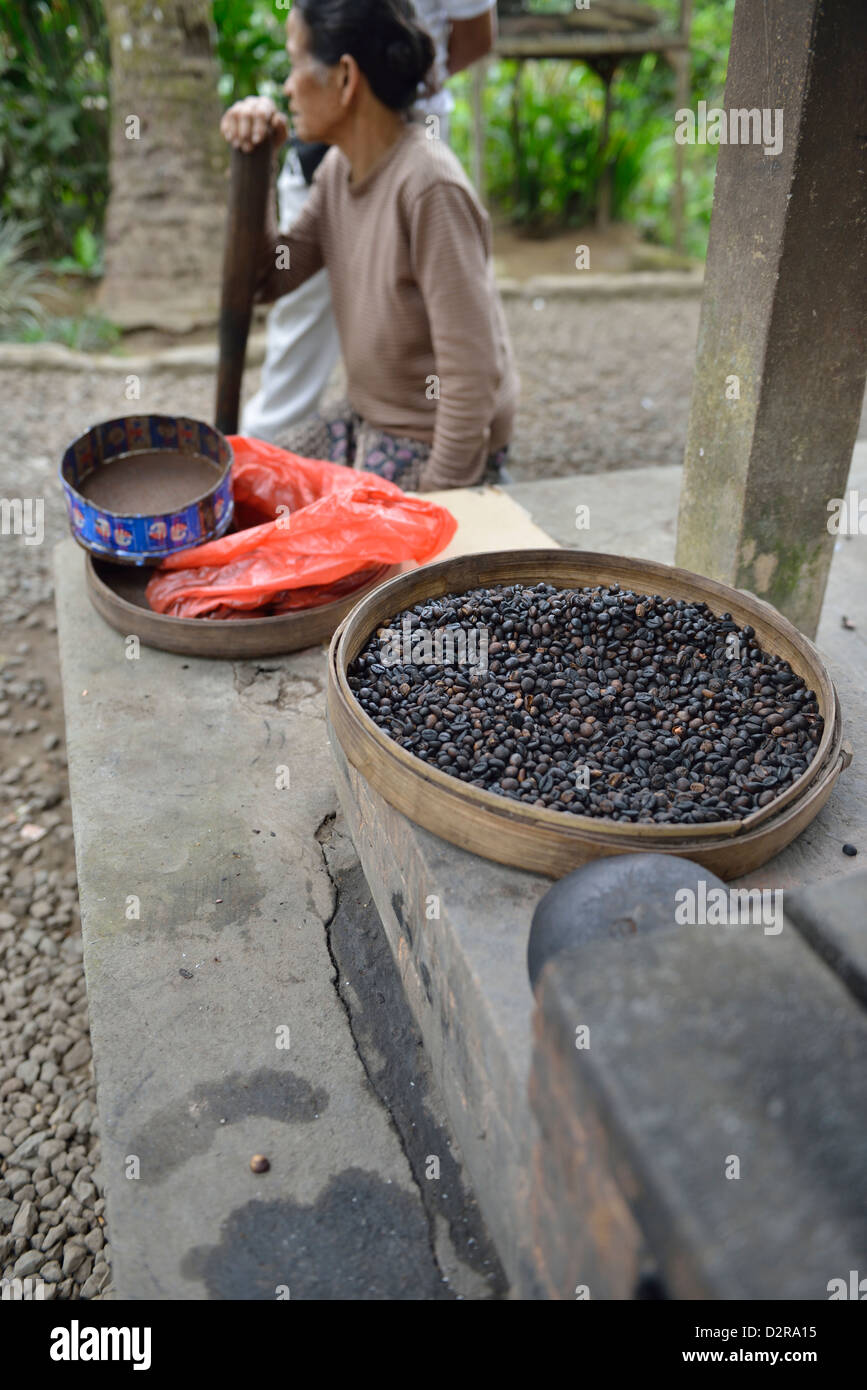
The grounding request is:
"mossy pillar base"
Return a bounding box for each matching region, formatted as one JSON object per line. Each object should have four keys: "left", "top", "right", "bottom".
{"left": 675, "top": 0, "right": 867, "bottom": 639}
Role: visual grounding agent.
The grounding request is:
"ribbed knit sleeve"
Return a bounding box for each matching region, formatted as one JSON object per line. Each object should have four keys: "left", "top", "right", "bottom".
{"left": 408, "top": 184, "right": 501, "bottom": 489}
{"left": 254, "top": 160, "right": 325, "bottom": 305}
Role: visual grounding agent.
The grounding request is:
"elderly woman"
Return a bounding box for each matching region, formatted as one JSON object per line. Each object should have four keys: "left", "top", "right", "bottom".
{"left": 221, "top": 0, "right": 519, "bottom": 492}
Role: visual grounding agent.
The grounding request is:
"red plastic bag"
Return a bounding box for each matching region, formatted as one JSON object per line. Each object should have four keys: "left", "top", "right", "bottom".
{"left": 145, "top": 437, "right": 457, "bottom": 619}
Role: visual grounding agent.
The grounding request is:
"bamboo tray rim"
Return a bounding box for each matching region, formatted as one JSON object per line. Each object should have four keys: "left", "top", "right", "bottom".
{"left": 329, "top": 547, "right": 841, "bottom": 844}
{"left": 326, "top": 696, "right": 847, "bottom": 869}
{"left": 328, "top": 640, "right": 843, "bottom": 849}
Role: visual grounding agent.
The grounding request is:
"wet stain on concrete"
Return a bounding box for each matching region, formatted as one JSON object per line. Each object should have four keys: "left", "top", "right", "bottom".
{"left": 178, "top": 844, "right": 268, "bottom": 945}
{"left": 181, "top": 1167, "right": 448, "bottom": 1299}
{"left": 123, "top": 1067, "right": 328, "bottom": 1184}
{"left": 90, "top": 843, "right": 269, "bottom": 945}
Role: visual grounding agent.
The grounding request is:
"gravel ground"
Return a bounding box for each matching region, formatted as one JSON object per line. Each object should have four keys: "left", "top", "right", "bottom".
{"left": 0, "top": 450, "right": 109, "bottom": 1299}
{"left": 1, "top": 292, "right": 864, "bottom": 1300}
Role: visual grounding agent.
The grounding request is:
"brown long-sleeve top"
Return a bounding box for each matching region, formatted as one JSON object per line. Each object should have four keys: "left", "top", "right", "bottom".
{"left": 255, "top": 121, "right": 519, "bottom": 490}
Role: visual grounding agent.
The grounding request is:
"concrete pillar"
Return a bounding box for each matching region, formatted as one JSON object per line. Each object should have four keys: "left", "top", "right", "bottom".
{"left": 675, "top": 0, "right": 867, "bottom": 638}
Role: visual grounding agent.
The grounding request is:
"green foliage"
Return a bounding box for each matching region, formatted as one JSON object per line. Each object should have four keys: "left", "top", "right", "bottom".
{"left": 0, "top": 0, "right": 110, "bottom": 261}
{"left": 452, "top": 57, "right": 668, "bottom": 233}
{"left": 0, "top": 0, "right": 737, "bottom": 350}
{"left": 11, "top": 312, "right": 121, "bottom": 352}
{"left": 0, "top": 214, "right": 117, "bottom": 348}
{"left": 51, "top": 225, "right": 104, "bottom": 279}
{"left": 213, "top": 0, "right": 291, "bottom": 104}
{"left": 622, "top": 0, "right": 736, "bottom": 254}
{"left": 451, "top": 0, "right": 736, "bottom": 254}
{"left": 0, "top": 217, "right": 55, "bottom": 337}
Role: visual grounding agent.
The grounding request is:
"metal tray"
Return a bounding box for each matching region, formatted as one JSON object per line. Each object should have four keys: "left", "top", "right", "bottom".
{"left": 85, "top": 553, "right": 400, "bottom": 659}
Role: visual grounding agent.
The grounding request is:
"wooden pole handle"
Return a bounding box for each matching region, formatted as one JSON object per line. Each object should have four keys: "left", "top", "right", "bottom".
{"left": 215, "top": 140, "right": 274, "bottom": 437}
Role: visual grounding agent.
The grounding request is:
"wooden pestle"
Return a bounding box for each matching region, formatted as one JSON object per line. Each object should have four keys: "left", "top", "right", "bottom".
{"left": 215, "top": 140, "right": 274, "bottom": 436}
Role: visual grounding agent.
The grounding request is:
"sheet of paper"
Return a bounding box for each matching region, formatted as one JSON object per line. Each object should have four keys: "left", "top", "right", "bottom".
{"left": 405, "top": 484, "right": 560, "bottom": 571}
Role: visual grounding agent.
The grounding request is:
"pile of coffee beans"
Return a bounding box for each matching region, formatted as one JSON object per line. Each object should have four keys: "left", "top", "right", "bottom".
{"left": 347, "top": 582, "right": 823, "bottom": 825}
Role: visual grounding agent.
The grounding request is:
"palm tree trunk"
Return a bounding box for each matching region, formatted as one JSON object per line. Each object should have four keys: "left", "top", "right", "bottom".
{"left": 97, "top": 0, "right": 228, "bottom": 332}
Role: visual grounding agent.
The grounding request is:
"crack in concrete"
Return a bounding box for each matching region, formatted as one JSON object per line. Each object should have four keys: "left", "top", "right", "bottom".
{"left": 313, "top": 810, "right": 454, "bottom": 1296}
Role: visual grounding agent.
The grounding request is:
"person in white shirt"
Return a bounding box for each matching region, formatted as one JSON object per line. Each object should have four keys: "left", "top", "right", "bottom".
{"left": 239, "top": 0, "right": 497, "bottom": 445}
{"left": 412, "top": 0, "right": 498, "bottom": 144}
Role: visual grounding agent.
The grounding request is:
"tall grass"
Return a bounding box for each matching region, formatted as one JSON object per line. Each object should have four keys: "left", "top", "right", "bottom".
{"left": 0, "top": 218, "right": 54, "bottom": 337}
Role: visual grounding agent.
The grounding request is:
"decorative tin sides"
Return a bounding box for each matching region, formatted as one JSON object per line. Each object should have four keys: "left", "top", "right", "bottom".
{"left": 60, "top": 415, "right": 234, "bottom": 566}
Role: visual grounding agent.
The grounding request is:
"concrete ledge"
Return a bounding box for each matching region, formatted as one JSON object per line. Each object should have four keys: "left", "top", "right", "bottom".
{"left": 0, "top": 339, "right": 267, "bottom": 376}
{"left": 497, "top": 270, "right": 704, "bottom": 300}
{"left": 0, "top": 273, "right": 704, "bottom": 375}
{"left": 53, "top": 540, "right": 496, "bottom": 1300}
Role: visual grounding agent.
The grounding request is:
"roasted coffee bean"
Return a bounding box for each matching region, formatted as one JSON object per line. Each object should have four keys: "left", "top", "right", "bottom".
{"left": 347, "top": 583, "right": 821, "bottom": 825}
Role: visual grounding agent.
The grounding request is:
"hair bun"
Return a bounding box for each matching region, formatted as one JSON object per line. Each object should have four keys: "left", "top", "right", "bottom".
{"left": 383, "top": 24, "right": 434, "bottom": 101}
{"left": 386, "top": 38, "right": 412, "bottom": 70}
{"left": 298, "top": 0, "right": 437, "bottom": 113}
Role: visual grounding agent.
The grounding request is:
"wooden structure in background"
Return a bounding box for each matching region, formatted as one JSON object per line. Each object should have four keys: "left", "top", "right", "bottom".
{"left": 474, "top": 1, "right": 693, "bottom": 249}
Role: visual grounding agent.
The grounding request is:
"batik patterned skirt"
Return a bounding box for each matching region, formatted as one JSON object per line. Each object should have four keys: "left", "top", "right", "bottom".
{"left": 274, "top": 396, "right": 509, "bottom": 492}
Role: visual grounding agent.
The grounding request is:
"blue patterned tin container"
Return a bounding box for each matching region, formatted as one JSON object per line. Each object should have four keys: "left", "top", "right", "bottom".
{"left": 60, "top": 415, "right": 234, "bottom": 566}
